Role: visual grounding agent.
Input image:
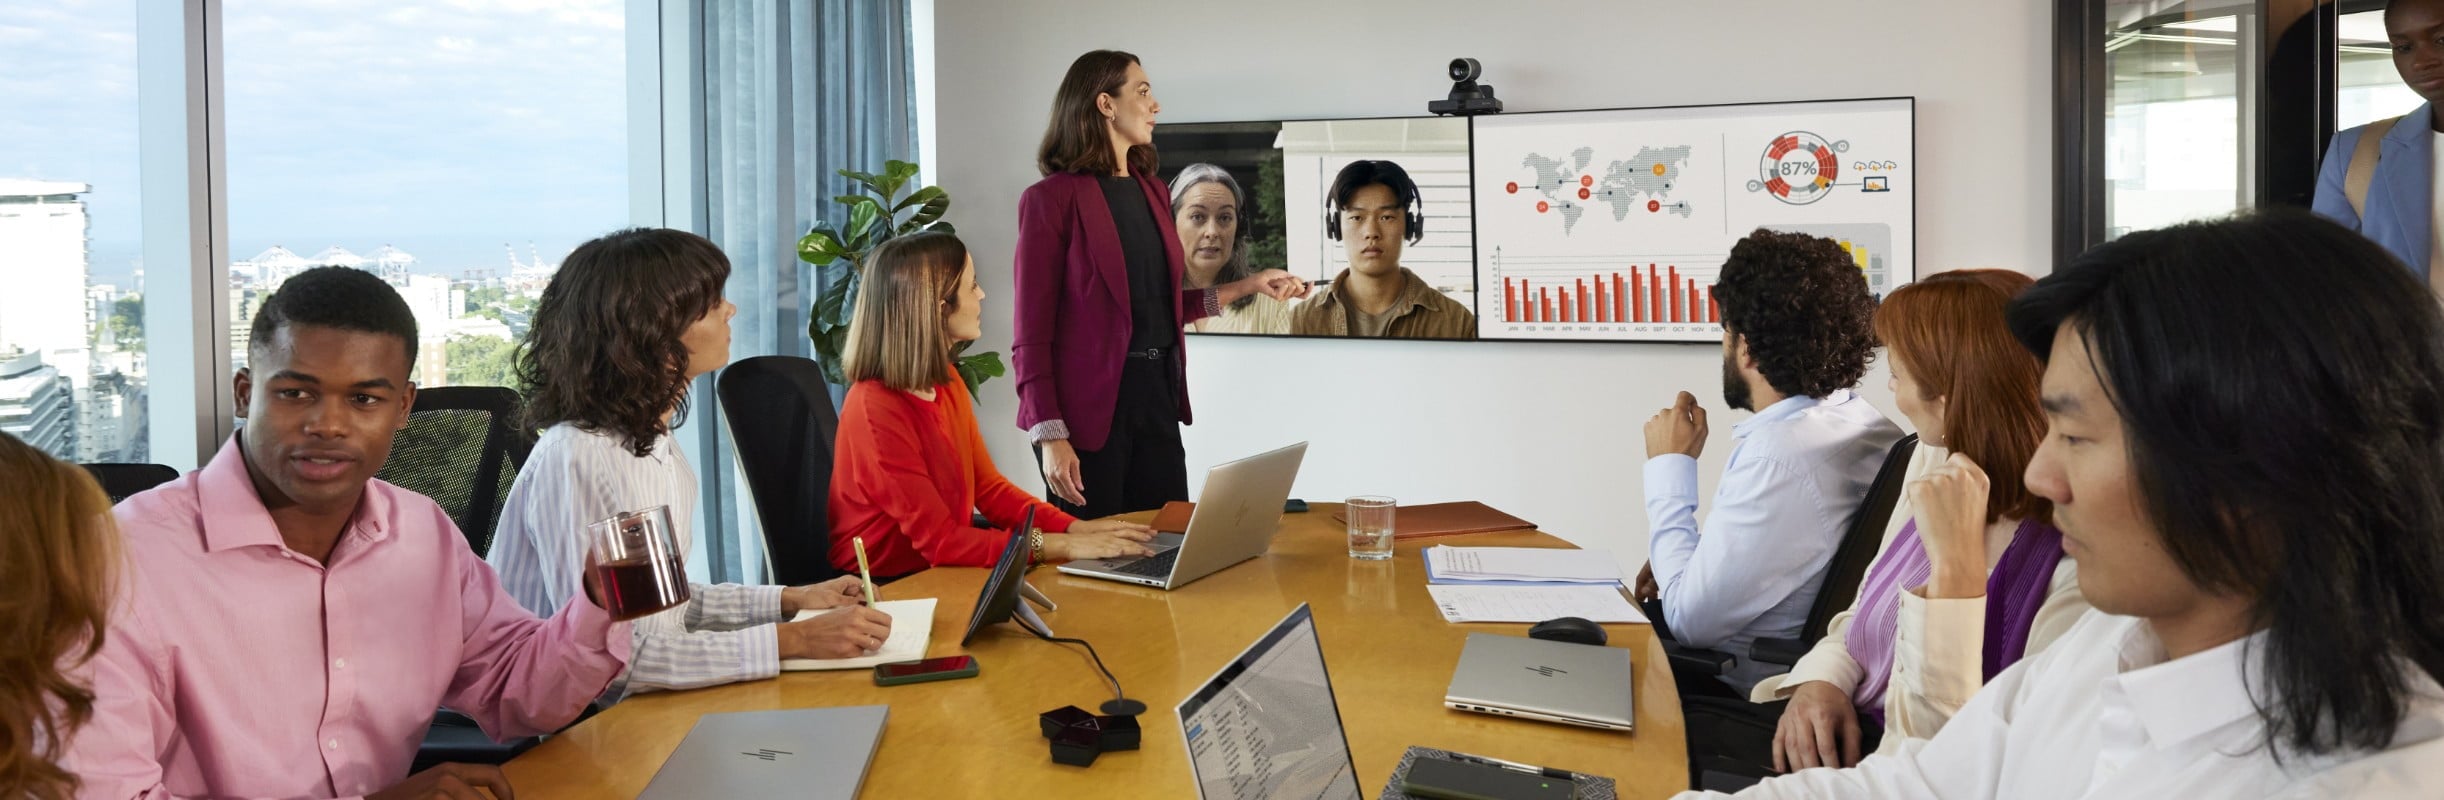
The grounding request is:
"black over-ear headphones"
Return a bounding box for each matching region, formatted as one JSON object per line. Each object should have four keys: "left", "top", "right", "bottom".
{"left": 1323, "top": 160, "right": 1425, "bottom": 244}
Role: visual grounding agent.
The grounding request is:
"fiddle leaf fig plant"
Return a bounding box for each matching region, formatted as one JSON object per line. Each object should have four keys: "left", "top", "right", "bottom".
{"left": 799, "top": 159, "right": 1003, "bottom": 396}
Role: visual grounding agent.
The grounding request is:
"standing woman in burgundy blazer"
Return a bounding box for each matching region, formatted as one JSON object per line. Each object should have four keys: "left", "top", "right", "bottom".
{"left": 1014, "top": 50, "right": 1305, "bottom": 519}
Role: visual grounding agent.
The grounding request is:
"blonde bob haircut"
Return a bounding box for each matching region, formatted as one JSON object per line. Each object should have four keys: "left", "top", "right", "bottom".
{"left": 844, "top": 231, "right": 970, "bottom": 392}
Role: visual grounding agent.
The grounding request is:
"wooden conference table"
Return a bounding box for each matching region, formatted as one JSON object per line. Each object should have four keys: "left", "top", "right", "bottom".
{"left": 504, "top": 504, "right": 1688, "bottom": 798}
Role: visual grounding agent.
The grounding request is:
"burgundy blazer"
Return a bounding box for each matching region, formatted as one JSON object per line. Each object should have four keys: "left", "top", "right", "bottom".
{"left": 1011, "top": 171, "right": 1217, "bottom": 452}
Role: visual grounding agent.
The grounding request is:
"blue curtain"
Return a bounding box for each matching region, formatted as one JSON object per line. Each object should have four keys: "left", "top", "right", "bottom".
{"left": 691, "top": 0, "right": 916, "bottom": 585}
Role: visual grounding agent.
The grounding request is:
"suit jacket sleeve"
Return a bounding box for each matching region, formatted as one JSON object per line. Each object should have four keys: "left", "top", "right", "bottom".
{"left": 1012, "top": 180, "right": 1071, "bottom": 434}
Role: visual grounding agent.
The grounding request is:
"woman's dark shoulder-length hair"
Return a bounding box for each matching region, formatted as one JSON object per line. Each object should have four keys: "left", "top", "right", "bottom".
{"left": 517, "top": 227, "right": 732, "bottom": 458}
{"left": 2007, "top": 207, "right": 2444, "bottom": 760}
{"left": 1037, "top": 49, "right": 1156, "bottom": 177}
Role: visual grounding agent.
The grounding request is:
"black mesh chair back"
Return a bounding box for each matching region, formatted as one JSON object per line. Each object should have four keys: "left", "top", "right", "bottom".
{"left": 1803, "top": 433, "right": 1918, "bottom": 641}
{"left": 80, "top": 463, "right": 182, "bottom": 504}
{"left": 1676, "top": 432, "right": 1920, "bottom": 792}
{"left": 377, "top": 386, "right": 532, "bottom": 558}
{"left": 716, "top": 355, "right": 846, "bottom": 586}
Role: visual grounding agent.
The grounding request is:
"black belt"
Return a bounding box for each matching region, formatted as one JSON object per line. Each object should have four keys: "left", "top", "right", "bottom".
{"left": 1123, "top": 347, "right": 1172, "bottom": 361}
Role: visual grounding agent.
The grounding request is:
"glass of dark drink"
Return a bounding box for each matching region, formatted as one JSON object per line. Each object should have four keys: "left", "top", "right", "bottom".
{"left": 585, "top": 505, "right": 690, "bottom": 621}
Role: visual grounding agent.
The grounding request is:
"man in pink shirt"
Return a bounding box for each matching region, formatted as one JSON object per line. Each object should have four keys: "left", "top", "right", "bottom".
{"left": 65, "top": 266, "right": 631, "bottom": 799}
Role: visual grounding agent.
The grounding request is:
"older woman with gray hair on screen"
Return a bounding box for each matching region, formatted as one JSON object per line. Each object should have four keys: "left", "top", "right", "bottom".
{"left": 1172, "top": 163, "right": 1294, "bottom": 334}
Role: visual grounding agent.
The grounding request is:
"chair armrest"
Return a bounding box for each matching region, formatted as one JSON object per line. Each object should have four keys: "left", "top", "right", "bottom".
{"left": 1750, "top": 637, "right": 1811, "bottom": 667}
{"left": 1664, "top": 642, "right": 1738, "bottom": 678}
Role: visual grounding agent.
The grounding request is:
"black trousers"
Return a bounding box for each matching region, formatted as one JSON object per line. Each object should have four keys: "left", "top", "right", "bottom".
{"left": 1035, "top": 359, "right": 1188, "bottom": 520}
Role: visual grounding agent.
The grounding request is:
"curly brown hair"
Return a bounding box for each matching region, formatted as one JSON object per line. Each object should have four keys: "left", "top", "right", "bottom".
{"left": 1712, "top": 229, "right": 1880, "bottom": 399}
{"left": 0, "top": 434, "right": 119, "bottom": 800}
{"left": 518, "top": 228, "right": 733, "bottom": 457}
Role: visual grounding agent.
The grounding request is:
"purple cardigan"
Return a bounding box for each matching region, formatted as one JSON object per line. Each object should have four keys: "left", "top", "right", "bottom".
{"left": 1010, "top": 171, "right": 1216, "bottom": 452}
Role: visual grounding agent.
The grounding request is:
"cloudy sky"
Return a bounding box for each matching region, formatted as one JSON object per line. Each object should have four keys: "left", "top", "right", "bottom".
{"left": 0, "top": 0, "right": 627, "bottom": 286}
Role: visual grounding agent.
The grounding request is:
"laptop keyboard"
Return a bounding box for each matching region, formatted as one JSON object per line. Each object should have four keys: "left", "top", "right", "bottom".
{"left": 1111, "top": 548, "right": 1180, "bottom": 577}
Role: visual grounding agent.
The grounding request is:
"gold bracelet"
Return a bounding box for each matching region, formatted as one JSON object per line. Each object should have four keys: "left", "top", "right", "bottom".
{"left": 1028, "top": 529, "right": 1046, "bottom": 564}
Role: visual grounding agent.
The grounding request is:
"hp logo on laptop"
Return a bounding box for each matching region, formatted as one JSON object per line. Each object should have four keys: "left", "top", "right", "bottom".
{"left": 1525, "top": 665, "right": 1569, "bottom": 678}
{"left": 739, "top": 748, "right": 795, "bottom": 762}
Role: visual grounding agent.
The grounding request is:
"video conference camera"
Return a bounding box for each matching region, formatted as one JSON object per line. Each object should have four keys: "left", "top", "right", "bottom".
{"left": 1427, "top": 57, "right": 1503, "bottom": 117}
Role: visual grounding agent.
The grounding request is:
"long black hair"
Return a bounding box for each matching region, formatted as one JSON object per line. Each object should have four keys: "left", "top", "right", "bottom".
{"left": 2008, "top": 207, "right": 2444, "bottom": 758}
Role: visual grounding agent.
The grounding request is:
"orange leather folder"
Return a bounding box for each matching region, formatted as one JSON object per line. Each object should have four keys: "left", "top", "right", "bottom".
{"left": 1148, "top": 500, "right": 1532, "bottom": 540}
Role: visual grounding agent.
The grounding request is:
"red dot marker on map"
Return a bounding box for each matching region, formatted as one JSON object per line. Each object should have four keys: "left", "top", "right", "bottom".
{"left": 1506, "top": 182, "right": 1519, "bottom": 194}
{"left": 1648, "top": 200, "right": 1662, "bottom": 213}
{"left": 1578, "top": 188, "right": 1592, "bottom": 200}
{"left": 1537, "top": 201, "right": 1550, "bottom": 213}
{"left": 1579, "top": 175, "right": 1594, "bottom": 188}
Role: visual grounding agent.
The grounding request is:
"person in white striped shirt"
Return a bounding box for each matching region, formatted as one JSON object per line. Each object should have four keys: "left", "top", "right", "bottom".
{"left": 487, "top": 228, "right": 894, "bottom": 700}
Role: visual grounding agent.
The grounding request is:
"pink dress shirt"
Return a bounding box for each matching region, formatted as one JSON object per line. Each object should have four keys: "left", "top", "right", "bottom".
{"left": 63, "top": 439, "right": 632, "bottom": 799}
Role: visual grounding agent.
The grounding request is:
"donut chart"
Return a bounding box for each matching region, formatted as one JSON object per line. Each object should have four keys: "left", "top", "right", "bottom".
{"left": 1750, "top": 131, "right": 1845, "bottom": 205}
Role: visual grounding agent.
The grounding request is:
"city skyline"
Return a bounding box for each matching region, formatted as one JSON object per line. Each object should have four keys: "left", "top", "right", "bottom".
{"left": 1, "top": 0, "right": 627, "bottom": 286}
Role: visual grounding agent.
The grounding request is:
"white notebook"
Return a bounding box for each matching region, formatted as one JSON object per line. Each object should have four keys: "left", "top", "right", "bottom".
{"left": 779, "top": 597, "right": 936, "bottom": 671}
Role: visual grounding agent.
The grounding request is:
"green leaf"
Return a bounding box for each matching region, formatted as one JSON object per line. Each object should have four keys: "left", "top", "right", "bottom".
{"left": 845, "top": 201, "right": 882, "bottom": 251}
{"left": 890, "top": 185, "right": 944, "bottom": 214}
{"left": 927, "top": 220, "right": 957, "bottom": 235}
{"left": 875, "top": 160, "right": 921, "bottom": 200}
{"left": 837, "top": 167, "right": 880, "bottom": 188}
{"left": 812, "top": 263, "right": 861, "bottom": 328}
{"left": 903, "top": 190, "right": 951, "bottom": 231}
{"left": 954, "top": 351, "right": 1006, "bottom": 398}
{"left": 797, "top": 228, "right": 846, "bottom": 266}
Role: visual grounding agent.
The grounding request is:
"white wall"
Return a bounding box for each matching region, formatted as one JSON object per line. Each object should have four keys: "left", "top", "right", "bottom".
{"left": 928, "top": 0, "right": 2052, "bottom": 574}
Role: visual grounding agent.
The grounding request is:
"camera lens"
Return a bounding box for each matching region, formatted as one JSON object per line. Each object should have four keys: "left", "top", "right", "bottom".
{"left": 1449, "top": 58, "right": 1480, "bottom": 82}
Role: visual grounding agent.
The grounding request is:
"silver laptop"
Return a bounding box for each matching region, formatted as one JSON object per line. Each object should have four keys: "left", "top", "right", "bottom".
{"left": 1058, "top": 441, "right": 1306, "bottom": 590}
{"left": 1444, "top": 633, "right": 1635, "bottom": 732}
{"left": 1177, "top": 603, "right": 1363, "bottom": 800}
{"left": 637, "top": 705, "right": 889, "bottom": 799}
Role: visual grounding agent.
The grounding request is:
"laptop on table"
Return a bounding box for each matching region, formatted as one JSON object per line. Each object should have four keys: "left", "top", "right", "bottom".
{"left": 1444, "top": 632, "right": 1636, "bottom": 732}
{"left": 1058, "top": 442, "right": 1306, "bottom": 590}
{"left": 1177, "top": 603, "right": 1364, "bottom": 800}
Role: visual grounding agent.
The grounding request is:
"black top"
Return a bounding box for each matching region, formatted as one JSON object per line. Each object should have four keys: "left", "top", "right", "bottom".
{"left": 1099, "top": 176, "right": 1176, "bottom": 352}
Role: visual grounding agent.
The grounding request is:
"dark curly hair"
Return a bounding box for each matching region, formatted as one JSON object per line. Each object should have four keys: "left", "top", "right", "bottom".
{"left": 518, "top": 228, "right": 732, "bottom": 458}
{"left": 249, "top": 265, "right": 419, "bottom": 367}
{"left": 1711, "top": 229, "right": 1878, "bottom": 398}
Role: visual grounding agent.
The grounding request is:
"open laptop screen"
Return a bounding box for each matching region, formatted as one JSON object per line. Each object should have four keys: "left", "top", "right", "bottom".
{"left": 1177, "top": 603, "right": 1363, "bottom": 800}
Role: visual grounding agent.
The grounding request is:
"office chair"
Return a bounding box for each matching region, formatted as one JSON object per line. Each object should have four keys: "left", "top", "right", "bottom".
{"left": 378, "top": 386, "right": 533, "bottom": 559}
{"left": 716, "top": 355, "right": 849, "bottom": 586}
{"left": 1648, "top": 433, "right": 1919, "bottom": 792}
{"left": 377, "top": 386, "right": 549, "bottom": 770}
{"left": 80, "top": 462, "right": 181, "bottom": 503}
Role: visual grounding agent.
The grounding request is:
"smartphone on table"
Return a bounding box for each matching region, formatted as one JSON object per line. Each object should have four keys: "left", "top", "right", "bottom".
{"left": 873, "top": 655, "right": 979, "bottom": 686}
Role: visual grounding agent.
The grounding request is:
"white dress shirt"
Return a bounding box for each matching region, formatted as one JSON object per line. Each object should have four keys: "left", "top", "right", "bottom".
{"left": 486, "top": 424, "right": 786, "bottom": 700}
{"left": 1683, "top": 610, "right": 2444, "bottom": 799}
{"left": 1646, "top": 389, "right": 1904, "bottom": 691}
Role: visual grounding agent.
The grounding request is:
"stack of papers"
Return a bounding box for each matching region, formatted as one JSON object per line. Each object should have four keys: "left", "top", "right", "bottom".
{"left": 1427, "top": 585, "right": 1648, "bottom": 624}
{"left": 1423, "top": 546, "right": 1625, "bottom": 586}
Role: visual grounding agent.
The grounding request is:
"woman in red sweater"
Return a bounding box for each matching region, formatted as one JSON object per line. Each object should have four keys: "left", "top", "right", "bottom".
{"left": 830, "top": 232, "right": 1158, "bottom": 577}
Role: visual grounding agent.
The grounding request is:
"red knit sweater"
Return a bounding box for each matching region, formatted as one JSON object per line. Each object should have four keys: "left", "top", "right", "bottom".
{"left": 829, "top": 379, "right": 1078, "bottom": 576}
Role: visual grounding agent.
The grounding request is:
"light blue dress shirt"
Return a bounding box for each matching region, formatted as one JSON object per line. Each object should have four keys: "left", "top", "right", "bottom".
{"left": 1645, "top": 389, "right": 1903, "bottom": 692}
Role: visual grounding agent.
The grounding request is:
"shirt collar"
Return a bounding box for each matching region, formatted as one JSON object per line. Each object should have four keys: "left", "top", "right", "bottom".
{"left": 1731, "top": 389, "right": 1852, "bottom": 438}
{"left": 1317, "top": 267, "right": 1440, "bottom": 316}
{"left": 196, "top": 436, "right": 395, "bottom": 554}
{"left": 2110, "top": 622, "right": 2271, "bottom": 748}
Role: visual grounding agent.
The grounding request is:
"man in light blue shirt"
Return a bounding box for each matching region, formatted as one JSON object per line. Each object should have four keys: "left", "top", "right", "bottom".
{"left": 1638, "top": 229, "right": 1903, "bottom": 694}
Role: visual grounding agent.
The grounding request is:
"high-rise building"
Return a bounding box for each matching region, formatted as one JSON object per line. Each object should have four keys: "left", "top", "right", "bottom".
{"left": 0, "top": 180, "right": 93, "bottom": 359}
{"left": 398, "top": 273, "right": 454, "bottom": 387}
{"left": 0, "top": 350, "right": 78, "bottom": 459}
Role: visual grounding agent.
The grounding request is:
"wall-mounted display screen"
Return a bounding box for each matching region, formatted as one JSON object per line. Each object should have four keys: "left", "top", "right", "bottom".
{"left": 1152, "top": 97, "right": 1913, "bottom": 344}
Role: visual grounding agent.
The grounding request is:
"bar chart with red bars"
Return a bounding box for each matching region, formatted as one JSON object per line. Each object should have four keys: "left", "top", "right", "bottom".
{"left": 1500, "top": 264, "right": 1720, "bottom": 325}
{"left": 1482, "top": 248, "right": 1728, "bottom": 341}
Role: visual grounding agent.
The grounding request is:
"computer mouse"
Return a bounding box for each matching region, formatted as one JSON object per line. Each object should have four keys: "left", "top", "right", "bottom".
{"left": 1528, "top": 616, "right": 1608, "bottom": 647}
{"left": 1284, "top": 498, "right": 1309, "bottom": 513}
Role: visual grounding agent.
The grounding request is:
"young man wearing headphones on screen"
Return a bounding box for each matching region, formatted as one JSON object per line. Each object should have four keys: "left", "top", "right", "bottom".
{"left": 1289, "top": 159, "right": 1478, "bottom": 339}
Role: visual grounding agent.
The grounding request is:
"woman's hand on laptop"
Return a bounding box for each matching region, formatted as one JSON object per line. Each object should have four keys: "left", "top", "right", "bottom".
{"left": 1067, "top": 519, "right": 1155, "bottom": 540}
{"left": 1044, "top": 532, "right": 1157, "bottom": 563}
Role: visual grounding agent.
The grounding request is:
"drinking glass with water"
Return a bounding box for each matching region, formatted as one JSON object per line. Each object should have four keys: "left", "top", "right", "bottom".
{"left": 1346, "top": 496, "right": 1396, "bottom": 560}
